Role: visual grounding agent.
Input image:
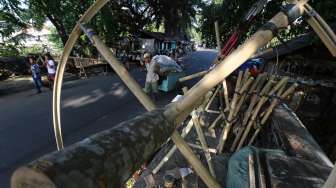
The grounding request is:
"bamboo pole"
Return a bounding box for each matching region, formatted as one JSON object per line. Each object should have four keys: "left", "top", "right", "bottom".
{"left": 323, "top": 163, "right": 336, "bottom": 188}
{"left": 179, "top": 71, "right": 208, "bottom": 82}
{"left": 248, "top": 154, "right": 256, "bottom": 188}
{"left": 209, "top": 113, "right": 224, "bottom": 129}
{"left": 171, "top": 133, "right": 221, "bottom": 188}
{"left": 304, "top": 4, "right": 336, "bottom": 57}
{"left": 192, "top": 112, "right": 216, "bottom": 177}
{"left": 215, "top": 21, "right": 222, "bottom": 51}
{"left": 152, "top": 118, "right": 194, "bottom": 174}
{"left": 248, "top": 83, "right": 298, "bottom": 145}
{"left": 187, "top": 143, "right": 217, "bottom": 154}
{"left": 205, "top": 86, "right": 221, "bottom": 110}
{"left": 163, "top": 1, "right": 308, "bottom": 124}
{"left": 235, "top": 77, "right": 289, "bottom": 150}
{"left": 222, "top": 80, "right": 230, "bottom": 110}
{"left": 217, "top": 76, "right": 254, "bottom": 153}
{"left": 80, "top": 26, "right": 220, "bottom": 187}
{"left": 230, "top": 74, "right": 268, "bottom": 152}
{"left": 260, "top": 83, "right": 297, "bottom": 124}
{"left": 52, "top": 0, "right": 110, "bottom": 151}
{"left": 242, "top": 75, "right": 270, "bottom": 125}
{"left": 81, "top": 26, "right": 156, "bottom": 111}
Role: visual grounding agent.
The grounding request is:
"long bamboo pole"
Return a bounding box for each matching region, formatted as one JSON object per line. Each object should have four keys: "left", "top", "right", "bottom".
{"left": 192, "top": 113, "right": 216, "bottom": 177}
{"left": 215, "top": 21, "right": 222, "bottom": 51}
{"left": 52, "top": 0, "right": 110, "bottom": 151}
{"left": 152, "top": 118, "right": 194, "bottom": 174}
{"left": 81, "top": 27, "right": 220, "bottom": 188}
{"left": 179, "top": 71, "right": 208, "bottom": 83}
{"left": 163, "top": 1, "right": 308, "bottom": 124}
{"left": 304, "top": 4, "right": 336, "bottom": 57}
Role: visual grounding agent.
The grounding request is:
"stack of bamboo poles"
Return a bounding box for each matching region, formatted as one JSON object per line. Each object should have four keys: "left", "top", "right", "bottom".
{"left": 151, "top": 71, "right": 298, "bottom": 181}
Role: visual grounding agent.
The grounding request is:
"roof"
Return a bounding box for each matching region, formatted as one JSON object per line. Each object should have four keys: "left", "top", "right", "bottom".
{"left": 253, "top": 32, "right": 315, "bottom": 60}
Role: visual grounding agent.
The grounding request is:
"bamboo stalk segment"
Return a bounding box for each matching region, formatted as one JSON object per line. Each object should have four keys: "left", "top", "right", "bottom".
{"left": 217, "top": 76, "right": 255, "bottom": 153}
{"left": 187, "top": 143, "right": 217, "bottom": 154}
{"left": 209, "top": 113, "right": 225, "bottom": 129}
{"left": 248, "top": 154, "right": 256, "bottom": 188}
{"left": 222, "top": 80, "right": 230, "bottom": 110}
{"left": 205, "top": 86, "right": 221, "bottom": 110}
{"left": 179, "top": 71, "right": 208, "bottom": 82}
{"left": 192, "top": 113, "right": 216, "bottom": 177}
{"left": 152, "top": 118, "right": 194, "bottom": 174}
{"left": 260, "top": 83, "right": 297, "bottom": 124}
{"left": 235, "top": 77, "right": 289, "bottom": 150}
{"left": 171, "top": 133, "right": 221, "bottom": 188}
{"left": 304, "top": 4, "right": 336, "bottom": 57}
{"left": 248, "top": 83, "right": 298, "bottom": 145}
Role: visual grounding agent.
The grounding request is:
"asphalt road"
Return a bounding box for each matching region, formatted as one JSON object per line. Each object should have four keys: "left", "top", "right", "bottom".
{"left": 0, "top": 49, "right": 217, "bottom": 187}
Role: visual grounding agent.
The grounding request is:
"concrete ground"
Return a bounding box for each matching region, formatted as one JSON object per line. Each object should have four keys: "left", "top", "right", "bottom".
{"left": 0, "top": 50, "right": 217, "bottom": 187}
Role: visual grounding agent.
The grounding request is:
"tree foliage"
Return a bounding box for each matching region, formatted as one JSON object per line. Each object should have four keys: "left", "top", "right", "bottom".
{"left": 199, "top": 0, "right": 336, "bottom": 48}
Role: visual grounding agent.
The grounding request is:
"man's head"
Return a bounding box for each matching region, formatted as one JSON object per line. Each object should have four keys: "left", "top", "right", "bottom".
{"left": 143, "top": 53, "right": 151, "bottom": 64}
{"left": 28, "top": 56, "right": 35, "bottom": 64}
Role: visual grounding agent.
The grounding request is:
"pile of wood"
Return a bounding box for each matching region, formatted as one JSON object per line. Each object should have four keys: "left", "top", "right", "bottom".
{"left": 134, "top": 71, "right": 298, "bottom": 187}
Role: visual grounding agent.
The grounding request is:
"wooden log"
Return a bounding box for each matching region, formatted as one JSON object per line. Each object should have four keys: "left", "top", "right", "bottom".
{"left": 11, "top": 110, "right": 173, "bottom": 188}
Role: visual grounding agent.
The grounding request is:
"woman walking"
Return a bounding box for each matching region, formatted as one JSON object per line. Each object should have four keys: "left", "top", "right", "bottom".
{"left": 44, "top": 53, "right": 56, "bottom": 89}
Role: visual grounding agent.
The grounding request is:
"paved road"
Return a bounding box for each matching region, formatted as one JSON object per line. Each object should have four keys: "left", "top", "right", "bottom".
{"left": 0, "top": 50, "right": 216, "bottom": 187}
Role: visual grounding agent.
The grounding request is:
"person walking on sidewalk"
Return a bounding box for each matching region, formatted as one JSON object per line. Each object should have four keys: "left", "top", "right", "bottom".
{"left": 141, "top": 53, "right": 160, "bottom": 100}
{"left": 29, "top": 56, "right": 43, "bottom": 94}
{"left": 44, "top": 53, "right": 56, "bottom": 89}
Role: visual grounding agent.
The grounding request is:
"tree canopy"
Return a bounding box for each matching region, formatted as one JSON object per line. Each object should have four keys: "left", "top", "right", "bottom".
{"left": 1, "top": 0, "right": 336, "bottom": 57}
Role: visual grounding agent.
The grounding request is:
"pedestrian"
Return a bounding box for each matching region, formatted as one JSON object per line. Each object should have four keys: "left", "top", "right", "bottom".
{"left": 141, "top": 53, "right": 160, "bottom": 101}
{"left": 44, "top": 53, "right": 56, "bottom": 89}
{"left": 29, "top": 56, "right": 43, "bottom": 94}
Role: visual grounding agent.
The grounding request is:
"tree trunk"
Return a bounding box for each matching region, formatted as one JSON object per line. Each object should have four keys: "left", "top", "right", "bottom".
{"left": 11, "top": 109, "right": 173, "bottom": 188}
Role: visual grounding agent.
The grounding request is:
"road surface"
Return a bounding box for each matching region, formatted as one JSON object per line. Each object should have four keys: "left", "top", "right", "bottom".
{"left": 0, "top": 50, "right": 217, "bottom": 187}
